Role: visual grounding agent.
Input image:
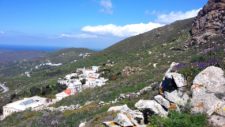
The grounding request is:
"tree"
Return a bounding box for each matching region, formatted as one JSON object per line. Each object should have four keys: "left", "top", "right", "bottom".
{"left": 30, "top": 86, "right": 41, "bottom": 96}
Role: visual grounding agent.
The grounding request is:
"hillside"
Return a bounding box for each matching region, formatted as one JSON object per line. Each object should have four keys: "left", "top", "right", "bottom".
{"left": 104, "top": 18, "right": 193, "bottom": 53}
{"left": 0, "top": 18, "right": 208, "bottom": 126}
{"left": 0, "top": 48, "right": 94, "bottom": 116}
{"left": 0, "top": 0, "right": 225, "bottom": 126}
{"left": 0, "top": 48, "right": 94, "bottom": 77}
{"left": 46, "top": 48, "right": 95, "bottom": 64}
{"left": 0, "top": 50, "right": 46, "bottom": 64}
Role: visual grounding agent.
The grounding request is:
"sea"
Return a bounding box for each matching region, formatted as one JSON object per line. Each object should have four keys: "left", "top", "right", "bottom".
{"left": 0, "top": 45, "right": 62, "bottom": 52}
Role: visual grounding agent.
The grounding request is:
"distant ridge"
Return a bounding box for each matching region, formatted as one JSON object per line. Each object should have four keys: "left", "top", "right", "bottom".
{"left": 0, "top": 45, "right": 61, "bottom": 52}
{"left": 103, "top": 18, "right": 194, "bottom": 54}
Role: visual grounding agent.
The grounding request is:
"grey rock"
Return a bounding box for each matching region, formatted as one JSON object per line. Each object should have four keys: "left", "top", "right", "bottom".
{"left": 191, "top": 92, "right": 223, "bottom": 115}
{"left": 107, "top": 105, "right": 145, "bottom": 126}
{"left": 139, "top": 85, "right": 152, "bottom": 95}
{"left": 103, "top": 122, "right": 120, "bottom": 127}
{"left": 135, "top": 100, "right": 168, "bottom": 117}
{"left": 114, "top": 113, "right": 134, "bottom": 126}
{"left": 193, "top": 66, "right": 225, "bottom": 93}
{"left": 164, "top": 90, "right": 189, "bottom": 106}
{"left": 78, "top": 122, "right": 86, "bottom": 127}
{"left": 154, "top": 95, "right": 170, "bottom": 109}
{"left": 108, "top": 105, "right": 130, "bottom": 113}
{"left": 191, "top": 66, "right": 225, "bottom": 116}
{"left": 171, "top": 73, "right": 187, "bottom": 88}
{"left": 191, "top": 0, "right": 225, "bottom": 45}
{"left": 208, "top": 115, "right": 225, "bottom": 127}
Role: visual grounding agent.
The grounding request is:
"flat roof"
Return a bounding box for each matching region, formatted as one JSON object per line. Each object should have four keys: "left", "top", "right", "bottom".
{"left": 4, "top": 96, "right": 46, "bottom": 111}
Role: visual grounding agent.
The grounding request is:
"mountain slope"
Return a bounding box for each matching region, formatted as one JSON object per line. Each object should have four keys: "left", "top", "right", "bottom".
{"left": 0, "top": 18, "right": 198, "bottom": 127}
{"left": 1, "top": 1, "right": 225, "bottom": 125}
{"left": 104, "top": 18, "right": 193, "bottom": 53}
{"left": 0, "top": 48, "right": 94, "bottom": 77}
{"left": 0, "top": 50, "right": 46, "bottom": 64}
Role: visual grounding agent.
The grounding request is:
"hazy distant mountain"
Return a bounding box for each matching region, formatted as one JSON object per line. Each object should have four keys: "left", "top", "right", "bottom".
{"left": 0, "top": 49, "right": 47, "bottom": 64}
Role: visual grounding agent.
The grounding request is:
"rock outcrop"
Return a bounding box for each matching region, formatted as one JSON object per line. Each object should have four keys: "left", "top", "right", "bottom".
{"left": 191, "top": 0, "right": 225, "bottom": 44}
{"left": 164, "top": 90, "right": 189, "bottom": 107}
{"left": 122, "top": 66, "right": 142, "bottom": 77}
{"left": 104, "top": 104, "right": 145, "bottom": 127}
{"left": 103, "top": 62, "right": 189, "bottom": 127}
{"left": 102, "top": 63, "right": 225, "bottom": 127}
{"left": 191, "top": 66, "right": 225, "bottom": 127}
{"left": 154, "top": 95, "right": 170, "bottom": 109}
{"left": 135, "top": 100, "right": 168, "bottom": 117}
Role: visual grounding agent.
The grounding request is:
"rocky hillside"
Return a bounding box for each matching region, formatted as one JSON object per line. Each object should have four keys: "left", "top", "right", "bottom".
{"left": 0, "top": 0, "right": 225, "bottom": 127}
{"left": 191, "top": 0, "right": 225, "bottom": 45}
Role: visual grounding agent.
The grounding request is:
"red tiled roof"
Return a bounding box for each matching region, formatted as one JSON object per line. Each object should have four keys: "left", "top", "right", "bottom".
{"left": 64, "top": 89, "right": 72, "bottom": 95}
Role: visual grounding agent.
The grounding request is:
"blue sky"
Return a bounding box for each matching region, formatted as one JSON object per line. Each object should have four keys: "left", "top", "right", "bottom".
{"left": 0, "top": 0, "right": 208, "bottom": 49}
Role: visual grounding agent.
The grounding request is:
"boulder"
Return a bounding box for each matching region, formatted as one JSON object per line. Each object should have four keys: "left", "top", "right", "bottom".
{"left": 161, "top": 72, "right": 187, "bottom": 92}
{"left": 208, "top": 115, "right": 225, "bottom": 127}
{"left": 139, "top": 85, "right": 153, "bottom": 95}
{"left": 165, "top": 62, "right": 179, "bottom": 76}
{"left": 159, "top": 62, "right": 181, "bottom": 93}
{"left": 113, "top": 113, "right": 134, "bottom": 126}
{"left": 164, "top": 90, "right": 189, "bottom": 106}
{"left": 107, "top": 105, "right": 145, "bottom": 126}
{"left": 193, "top": 66, "right": 225, "bottom": 93}
{"left": 135, "top": 100, "right": 168, "bottom": 117}
{"left": 103, "top": 121, "right": 120, "bottom": 127}
{"left": 191, "top": 66, "right": 225, "bottom": 116}
{"left": 154, "top": 95, "right": 170, "bottom": 109}
{"left": 191, "top": 92, "right": 224, "bottom": 115}
{"left": 108, "top": 105, "right": 130, "bottom": 113}
{"left": 191, "top": 84, "right": 206, "bottom": 97}
{"left": 103, "top": 111, "right": 145, "bottom": 127}
{"left": 171, "top": 73, "right": 187, "bottom": 88}
{"left": 79, "top": 122, "right": 86, "bottom": 127}
{"left": 216, "top": 103, "right": 225, "bottom": 117}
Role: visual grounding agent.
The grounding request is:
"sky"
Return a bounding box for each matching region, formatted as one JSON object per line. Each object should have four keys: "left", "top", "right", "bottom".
{"left": 0, "top": 0, "right": 208, "bottom": 50}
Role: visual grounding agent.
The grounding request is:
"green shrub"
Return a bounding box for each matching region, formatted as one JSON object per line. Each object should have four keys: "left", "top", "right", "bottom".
{"left": 178, "top": 66, "right": 201, "bottom": 88}
{"left": 191, "top": 55, "right": 207, "bottom": 63}
{"left": 148, "top": 111, "right": 207, "bottom": 127}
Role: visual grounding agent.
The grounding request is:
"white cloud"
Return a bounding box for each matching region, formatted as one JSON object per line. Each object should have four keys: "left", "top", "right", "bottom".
{"left": 100, "top": 0, "right": 113, "bottom": 14}
{"left": 81, "top": 22, "right": 164, "bottom": 37}
{"left": 81, "top": 8, "right": 201, "bottom": 38}
{"left": 59, "top": 33, "right": 98, "bottom": 39}
{"left": 155, "top": 8, "right": 201, "bottom": 24}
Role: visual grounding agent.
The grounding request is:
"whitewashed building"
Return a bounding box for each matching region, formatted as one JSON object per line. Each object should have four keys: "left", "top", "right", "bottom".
{"left": 68, "top": 79, "right": 82, "bottom": 92}
{"left": 56, "top": 65, "right": 107, "bottom": 99}
{"left": 83, "top": 77, "right": 108, "bottom": 89}
{"left": 3, "top": 96, "right": 47, "bottom": 118}
{"left": 65, "top": 73, "right": 78, "bottom": 80}
{"left": 56, "top": 79, "right": 82, "bottom": 100}
{"left": 56, "top": 90, "right": 71, "bottom": 100}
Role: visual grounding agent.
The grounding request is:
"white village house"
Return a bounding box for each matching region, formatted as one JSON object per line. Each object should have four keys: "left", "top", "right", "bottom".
{"left": 83, "top": 77, "right": 108, "bottom": 89}
{"left": 56, "top": 66, "right": 107, "bottom": 99}
{"left": 56, "top": 89, "right": 72, "bottom": 101}
{"left": 3, "top": 96, "right": 47, "bottom": 118}
{"left": 1, "top": 65, "right": 108, "bottom": 120}
{"left": 56, "top": 79, "right": 82, "bottom": 100}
